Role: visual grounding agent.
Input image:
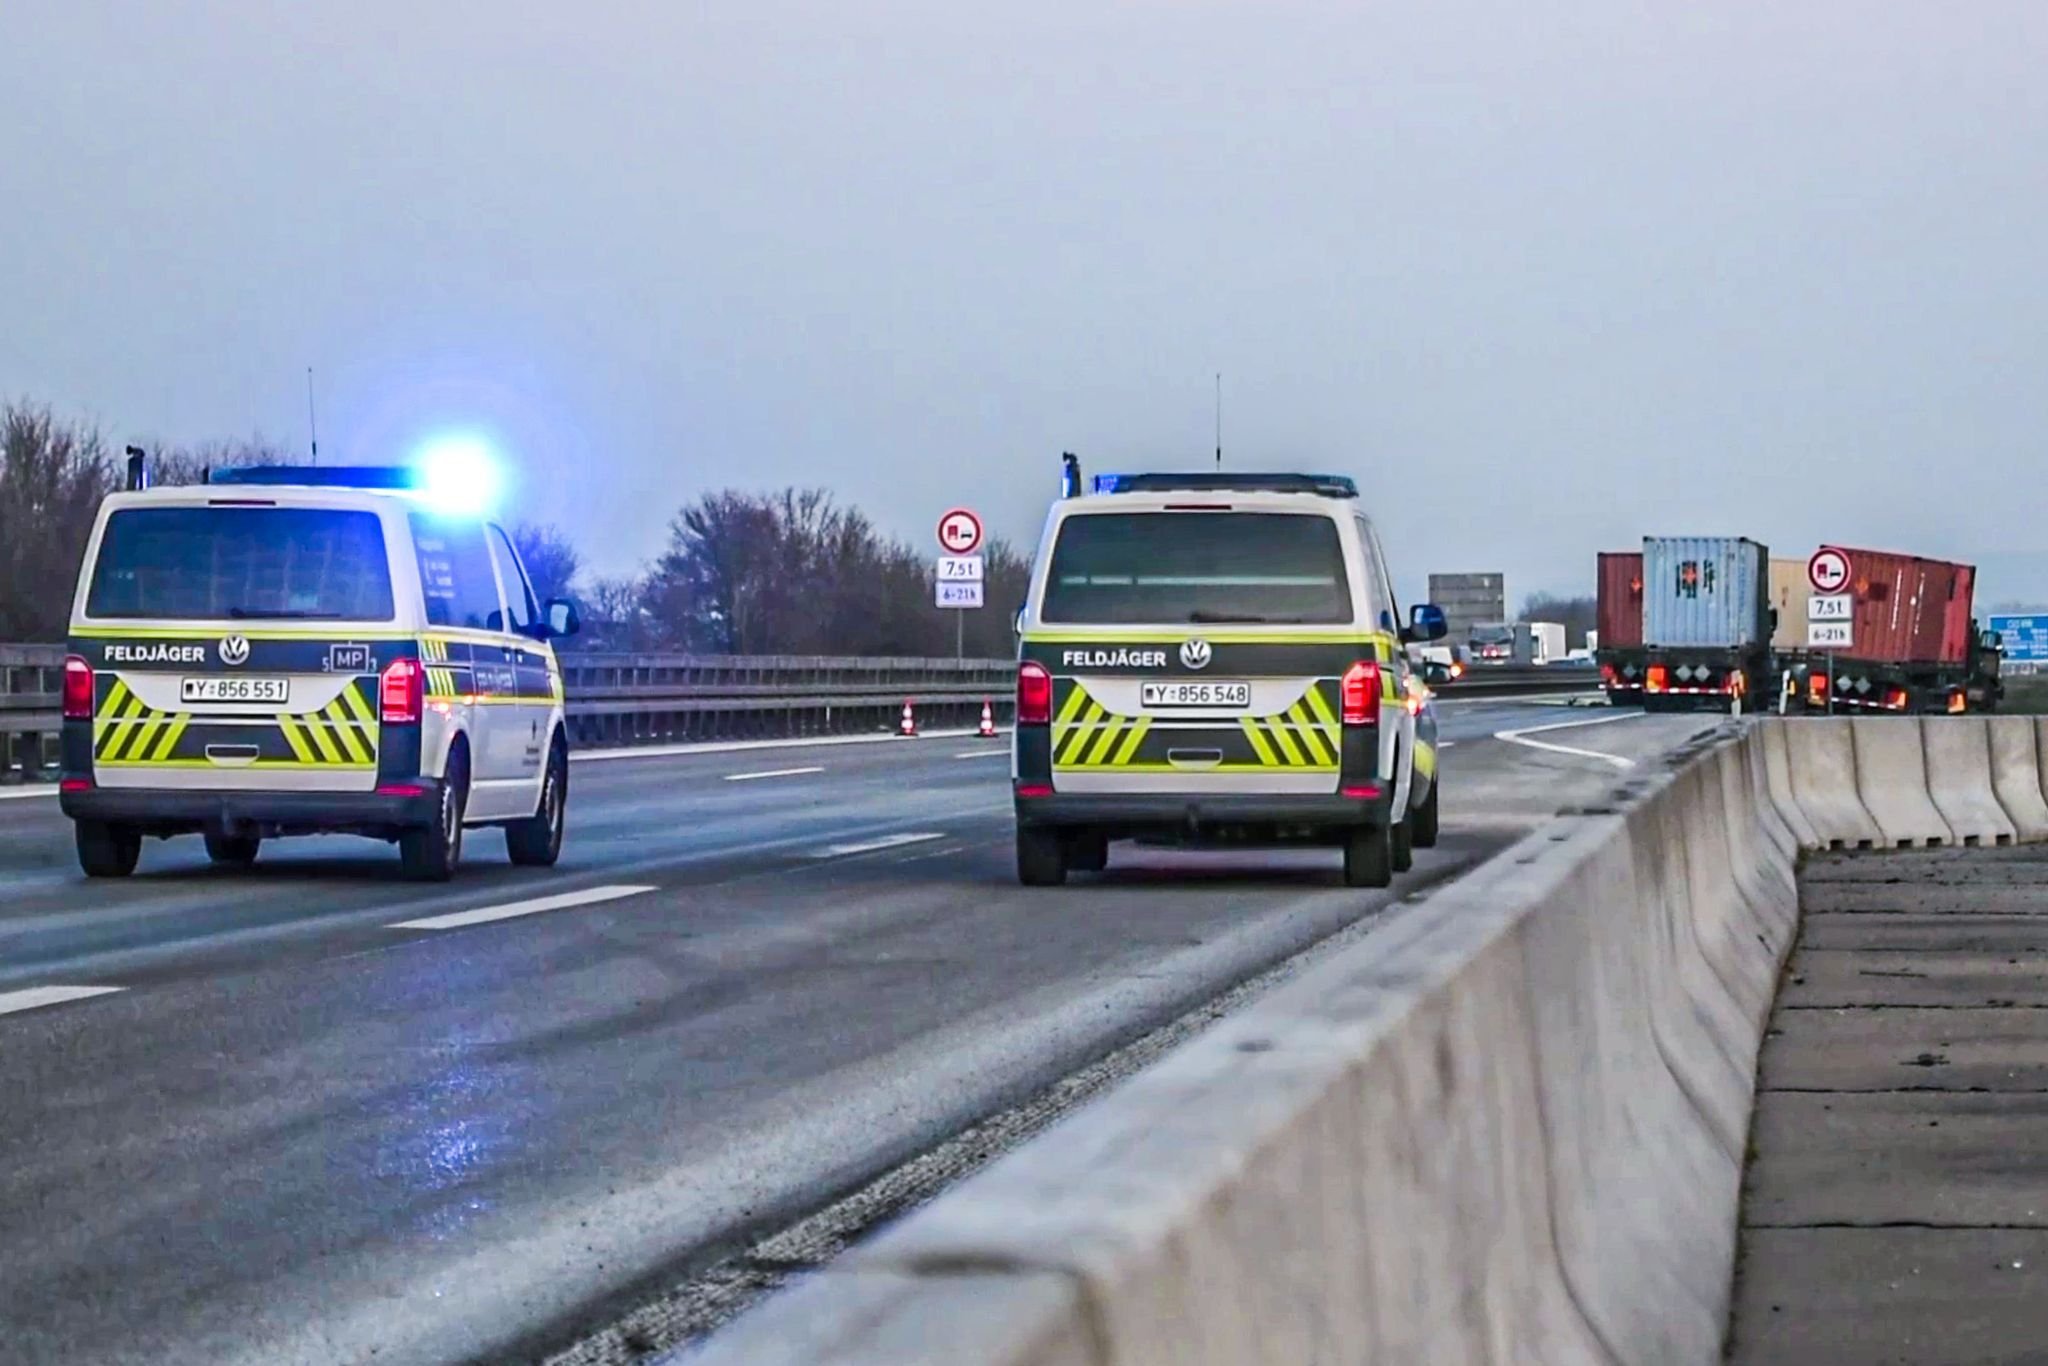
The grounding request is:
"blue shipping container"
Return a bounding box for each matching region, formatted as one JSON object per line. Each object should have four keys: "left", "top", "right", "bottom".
{"left": 1642, "top": 536, "right": 1770, "bottom": 649}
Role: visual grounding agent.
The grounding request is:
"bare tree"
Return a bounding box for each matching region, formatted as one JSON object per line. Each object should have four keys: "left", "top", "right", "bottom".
{"left": 511, "top": 523, "right": 582, "bottom": 606}
{"left": 0, "top": 403, "right": 117, "bottom": 640}
{"left": 1519, "top": 592, "right": 1599, "bottom": 649}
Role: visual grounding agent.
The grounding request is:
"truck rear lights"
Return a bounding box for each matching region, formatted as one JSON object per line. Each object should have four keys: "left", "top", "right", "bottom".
{"left": 1947, "top": 691, "right": 1967, "bottom": 715}
{"left": 1016, "top": 661, "right": 1052, "bottom": 726}
{"left": 380, "top": 657, "right": 424, "bottom": 724}
{"left": 62, "top": 656, "right": 94, "bottom": 720}
{"left": 1645, "top": 664, "right": 1669, "bottom": 693}
{"left": 1341, "top": 660, "right": 1381, "bottom": 725}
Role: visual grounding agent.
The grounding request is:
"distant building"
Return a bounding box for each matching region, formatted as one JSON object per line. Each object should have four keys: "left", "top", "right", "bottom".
{"left": 1427, "top": 572, "right": 1505, "bottom": 643}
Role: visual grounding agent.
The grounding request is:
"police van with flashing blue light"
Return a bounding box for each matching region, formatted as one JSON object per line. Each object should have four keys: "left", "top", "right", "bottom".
{"left": 1012, "top": 469, "right": 1449, "bottom": 888}
{"left": 57, "top": 458, "right": 580, "bottom": 881}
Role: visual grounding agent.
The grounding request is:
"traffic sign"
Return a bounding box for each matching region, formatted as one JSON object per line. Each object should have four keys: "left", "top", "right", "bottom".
{"left": 936, "top": 508, "right": 984, "bottom": 556}
{"left": 1809, "top": 594, "right": 1852, "bottom": 623}
{"left": 1808, "top": 621, "right": 1853, "bottom": 649}
{"left": 1808, "top": 547, "right": 1851, "bottom": 595}
{"left": 937, "top": 554, "right": 984, "bottom": 582}
{"left": 936, "top": 580, "right": 985, "bottom": 609}
{"left": 1990, "top": 614, "right": 2048, "bottom": 664}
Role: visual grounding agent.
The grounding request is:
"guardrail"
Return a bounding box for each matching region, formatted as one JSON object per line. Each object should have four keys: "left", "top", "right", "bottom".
{"left": 0, "top": 644, "right": 1017, "bottom": 782}
{"left": 1431, "top": 662, "right": 1604, "bottom": 698}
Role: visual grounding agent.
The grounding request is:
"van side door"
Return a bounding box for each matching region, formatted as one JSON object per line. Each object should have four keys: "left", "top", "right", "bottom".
{"left": 486, "top": 523, "right": 554, "bottom": 791}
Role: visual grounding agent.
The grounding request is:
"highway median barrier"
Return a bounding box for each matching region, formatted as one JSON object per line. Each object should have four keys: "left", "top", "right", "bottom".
{"left": 680, "top": 716, "right": 2048, "bottom": 1365}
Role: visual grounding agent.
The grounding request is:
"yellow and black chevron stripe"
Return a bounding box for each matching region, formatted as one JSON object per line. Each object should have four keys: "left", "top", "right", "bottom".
{"left": 272, "top": 682, "right": 380, "bottom": 767}
{"left": 1051, "top": 682, "right": 1343, "bottom": 772}
{"left": 92, "top": 680, "right": 193, "bottom": 765}
{"left": 93, "top": 679, "right": 379, "bottom": 768}
{"left": 1238, "top": 686, "right": 1342, "bottom": 770}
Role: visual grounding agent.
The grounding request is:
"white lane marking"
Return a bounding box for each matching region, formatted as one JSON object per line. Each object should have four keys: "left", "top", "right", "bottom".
{"left": 0, "top": 984, "right": 124, "bottom": 1016}
{"left": 1437, "top": 740, "right": 1457, "bottom": 750}
{"left": 953, "top": 750, "right": 1008, "bottom": 760}
{"left": 388, "top": 884, "right": 657, "bottom": 931}
{"left": 0, "top": 786, "right": 59, "bottom": 801}
{"left": 813, "top": 832, "right": 943, "bottom": 858}
{"left": 573, "top": 729, "right": 998, "bottom": 765}
{"left": 723, "top": 766, "right": 825, "bottom": 783}
{"left": 1493, "top": 712, "right": 1643, "bottom": 769}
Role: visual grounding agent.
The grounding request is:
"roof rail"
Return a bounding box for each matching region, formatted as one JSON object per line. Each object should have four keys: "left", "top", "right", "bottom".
{"left": 1088, "top": 472, "right": 1358, "bottom": 498}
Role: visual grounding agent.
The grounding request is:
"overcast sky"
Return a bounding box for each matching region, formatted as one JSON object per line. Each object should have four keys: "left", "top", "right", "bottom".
{"left": 5, "top": 1, "right": 2045, "bottom": 605}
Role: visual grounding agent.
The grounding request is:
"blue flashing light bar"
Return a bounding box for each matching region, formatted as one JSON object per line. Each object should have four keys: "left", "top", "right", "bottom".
{"left": 1088, "top": 472, "right": 1359, "bottom": 498}
{"left": 209, "top": 465, "right": 419, "bottom": 489}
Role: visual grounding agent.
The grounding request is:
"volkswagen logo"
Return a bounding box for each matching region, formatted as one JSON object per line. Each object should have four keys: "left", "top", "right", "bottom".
{"left": 1179, "top": 638, "right": 1212, "bottom": 670}
{"left": 218, "top": 634, "right": 251, "bottom": 667}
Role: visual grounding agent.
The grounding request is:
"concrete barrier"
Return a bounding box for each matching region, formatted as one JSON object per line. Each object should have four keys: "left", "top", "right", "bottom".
{"left": 687, "top": 727, "right": 1803, "bottom": 1366}
{"left": 682, "top": 719, "right": 2033, "bottom": 1366}
{"left": 1848, "top": 718, "right": 1952, "bottom": 848}
{"left": 1923, "top": 717, "right": 2016, "bottom": 846}
{"left": 1780, "top": 718, "right": 1880, "bottom": 850}
{"left": 1989, "top": 716, "right": 2048, "bottom": 842}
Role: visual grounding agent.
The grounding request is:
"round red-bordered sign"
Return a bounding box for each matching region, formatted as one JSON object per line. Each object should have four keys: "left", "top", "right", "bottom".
{"left": 936, "top": 507, "right": 984, "bottom": 556}
{"left": 1808, "top": 547, "right": 1851, "bottom": 595}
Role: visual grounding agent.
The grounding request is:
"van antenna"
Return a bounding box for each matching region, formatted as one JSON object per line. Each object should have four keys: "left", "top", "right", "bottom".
{"left": 306, "top": 366, "right": 320, "bottom": 466}
{"left": 1214, "top": 372, "right": 1222, "bottom": 469}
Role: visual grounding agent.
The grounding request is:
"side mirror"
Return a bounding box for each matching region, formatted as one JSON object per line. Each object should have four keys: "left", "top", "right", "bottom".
{"left": 1405, "top": 603, "right": 1449, "bottom": 643}
{"left": 1982, "top": 631, "right": 2002, "bottom": 651}
{"left": 545, "top": 597, "right": 581, "bottom": 639}
{"left": 1422, "top": 661, "right": 1452, "bottom": 686}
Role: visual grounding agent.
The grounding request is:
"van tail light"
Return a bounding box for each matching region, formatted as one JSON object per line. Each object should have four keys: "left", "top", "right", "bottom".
{"left": 1016, "top": 661, "right": 1053, "bottom": 726}
{"left": 62, "top": 656, "right": 94, "bottom": 721}
{"left": 1645, "top": 664, "right": 1669, "bottom": 694}
{"left": 1341, "top": 660, "right": 1381, "bottom": 726}
{"left": 380, "top": 657, "right": 424, "bottom": 724}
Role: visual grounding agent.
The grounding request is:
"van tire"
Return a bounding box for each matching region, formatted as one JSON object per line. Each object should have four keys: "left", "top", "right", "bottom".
{"left": 1066, "top": 829, "right": 1109, "bottom": 874}
{"left": 1411, "top": 777, "right": 1440, "bottom": 848}
{"left": 402, "top": 749, "right": 467, "bottom": 882}
{"left": 1343, "top": 823, "right": 1393, "bottom": 889}
{"left": 77, "top": 821, "right": 141, "bottom": 879}
{"left": 1391, "top": 815, "right": 1414, "bottom": 873}
{"left": 204, "top": 832, "right": 262, "bottom": 867}
{"left": 506, "top": 740, "right": 567, "bottom": 867}
{"left": 1017, "top": 825, "right": 1066, "bottom": 886}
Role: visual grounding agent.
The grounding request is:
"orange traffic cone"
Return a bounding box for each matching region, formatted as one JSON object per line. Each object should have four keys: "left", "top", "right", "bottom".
{"left": 978, "top": 701, "right": 998, "bottom": 738}
{"left": 899, "top": 700, "right": 918, "bottom": 737}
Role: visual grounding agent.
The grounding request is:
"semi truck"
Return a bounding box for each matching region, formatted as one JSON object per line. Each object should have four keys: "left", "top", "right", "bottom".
{"left": 1641, "top": 536, "right": 1772, "bottom": 713}
{"left": 1594, "top": 550, "right": 1646, "bottom": 704}
{"left": 1783, "top": 548, "right": 2001, "bottom": 714}
{"left": 1468, "top": 621, "right": 1565, "bottom": 666}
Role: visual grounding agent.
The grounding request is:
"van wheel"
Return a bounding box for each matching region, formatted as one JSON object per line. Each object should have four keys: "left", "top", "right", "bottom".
{"left": 506, "top": 740, "right": 567, "bottom": 867}
{"left": 1017, "top": 825, "right": 1067, "bottom": 886}
{"left": 76, "top": 821, "right": 141, "bottom": 879}
{"left": 204, "top": 832, "right": 262, "bottom": 867}
{"left": 401, "top": 751, "right": 467, "bottom": 882}
{"left": 1065, "top": 829, "right": 1109, "bottom": 874}
{"left": 1411, "top": 778, "right": 1440, "bottom": 848}
{"left": 1391, "top": 816, "right": 1414, "bottom": 873}
{"left": 1342, "top": 823, "right": 1393, "bottom": 889}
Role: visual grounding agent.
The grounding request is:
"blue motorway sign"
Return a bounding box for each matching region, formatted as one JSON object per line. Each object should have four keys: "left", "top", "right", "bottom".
{"left": 1990, "top": 614, "right": 2048, "bottom": 663}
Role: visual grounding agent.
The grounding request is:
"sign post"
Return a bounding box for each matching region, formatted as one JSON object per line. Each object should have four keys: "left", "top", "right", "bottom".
{"left": 935, "top": 509, "right": 986, "bottom": 658}
{"left": 1807, "top": 549, "right": 1854, "bottom": 715}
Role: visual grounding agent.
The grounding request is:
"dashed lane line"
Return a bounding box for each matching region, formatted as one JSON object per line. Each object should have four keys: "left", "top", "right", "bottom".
{"left": 723, "top": 767, "right": 825, "bottom": 782}
{"left": 0, "top": 984, "right": 124, "bottom": 1016}
{"left": 812, "top": 832, "right": 943, "bottom": 858}
{"left": 387, "top": 884, "right": 658, "bottom": 932}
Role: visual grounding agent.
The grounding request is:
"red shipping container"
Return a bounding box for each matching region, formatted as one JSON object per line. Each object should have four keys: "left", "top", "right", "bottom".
{"left": 1596, "top": 551, "right": 1645, "bottom": 649}
{"left": 1832, "top": 546, "right": 1976, "bottom": 665}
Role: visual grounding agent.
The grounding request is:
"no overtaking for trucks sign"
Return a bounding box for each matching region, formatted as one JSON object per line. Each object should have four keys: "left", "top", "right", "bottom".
{"left": 1807, "top": 549, "right": 1854, "bottom": 649}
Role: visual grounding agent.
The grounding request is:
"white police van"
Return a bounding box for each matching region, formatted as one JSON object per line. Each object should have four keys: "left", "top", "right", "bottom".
{"left": 59, "top": 462, "right": 579, "bottom": 880}
{"left": 1012, "top": 471, "right": 1448, "bottom": 888}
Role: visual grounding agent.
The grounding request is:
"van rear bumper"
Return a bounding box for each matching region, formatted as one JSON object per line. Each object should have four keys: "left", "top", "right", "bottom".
{"left": 1015, "top": 787, "right": 1392, "bottom": 833}
{"left": 60, "top": 781, "right": 443, "bottom": 836}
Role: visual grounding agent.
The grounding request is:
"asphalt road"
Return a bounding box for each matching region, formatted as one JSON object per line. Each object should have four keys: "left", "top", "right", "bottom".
{"left": 0, "top": 700, "right": 1707, "bottom": 1366}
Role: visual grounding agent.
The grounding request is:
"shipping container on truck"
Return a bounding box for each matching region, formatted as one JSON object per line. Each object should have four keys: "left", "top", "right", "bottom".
{"left": 1641, "top": 536, "right": 1771, "bottom": 712}
{"left": 1788, "top": 548, "right": 2001, "bottom": 714}
{"left": 1767, "top": 557, "right": 1814, "bottom": 709}
{"left": 1594, "top": 550, "right": 1646, "bottom": 703}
